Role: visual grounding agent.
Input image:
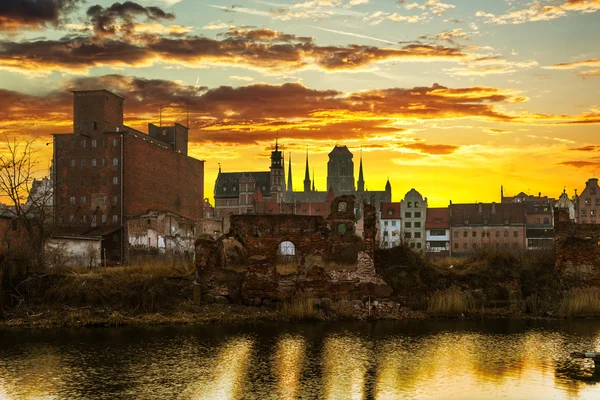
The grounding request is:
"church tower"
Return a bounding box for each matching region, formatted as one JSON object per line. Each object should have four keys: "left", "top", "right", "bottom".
{"left": 269, "top": 138, "right": 284, "bottom": 203}
{"left": 327, "top": 145, "right": 355, "bottom": 195}
{"left": 357, "top": 149, "right": 365, "bottom": 193}
{"left": 285, "top": 152, "right": 293, "bottom": 202}
{"left": 303, "top": 149, "right": 311, "bottom": 193}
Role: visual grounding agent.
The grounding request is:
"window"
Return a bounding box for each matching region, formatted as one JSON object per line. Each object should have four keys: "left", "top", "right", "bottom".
{"left": 69, "top": 196, "right": 76, "bottom": 205}
{"left": 454, "top": 243, "right": 458, "bottom": 249}
{"left": 81, "top": 159, "right": 86, "bottom": 167}
{"left": 592, "top": 188, "right": 597, "bottom": 195}
{"left": 102, "top": 196, "right": 107, "bottom": 205}
{"left": 391, "top": 221, "right": 396, "bottom": 226}
{"left": 431, "top": 230, "right": 445, "bottom": 236}
{"left": 405, "top": 212, "right": 411, "bottom": 218}
{"left": 585, "top": 198, "right": 591, "bottom": 205}
{"left": 92, "top": 122, "right": 97, "bottom": 131}
{"left": 387, "top": 209, "right": 393, "bottom": 216}
{"left": 102, "top": 176, "right": 107, "bottom": 185}
{"left": 407, "top": 202, "right": 412, "bottom": 208}
{"left": 69, "top": 215, "right": 75, "bottom": 224}
{"left": 496, "top": 231, "right": 500, "bottom": 238}
{"left": 59, "top": 216, "right": 65, "bottom": 224}
{"left": 415, "top": 212, "right": 421, "bottom": 218}
{"left": 514, "top": 231, "right": 519, "bottom": 237}
{"left": 383, "top": 231, "right": 388, "bottom": 236}
{"left": 410, "top": 243, "right": 415, "bottom": 248}
{"left": 472, "top": 231, "right": 477, "bottom": 237}
{"left": 80, "top": 215, "right": 87, "bottom": 224}
{"left": 405, "top": 222, "right": 412, "bottom": 228}
{"left": 102, "top": 215, "right": 107, "bottom": 224}
{"left": 405, "top": 232, "right": 411, "bottom": 239}
{"left": 91, "top": 158, "right": 97, "bottom": 167}
{"left": 223, "top": 186, "right": 227, "bottom": 192}
{"left": 277, "top": 241, "right": 297, "bottom": 264}
{"left": 81, "top": 139, "right": 87, "bottom": 148}
{"left": 504, "top": 231, "right": 509, "bottom": 237}
{"left": 415, "top": 202, "right": 420, "bottom": 208}
{"left": 392, "top": 231, "right": 397, "bottom": 236}
{"left": 102, "top": 158, "right": 107, "bottom": 167}
{"left": 113, "top": 176, "right": 118, "bottom": 185}
{"left": 81, "top": 177, "right": 86, "bottom": 186}
{"left": 582, "top": 209, "right": 587, "bottom": 216}
{"left": 233, "top": 187, "right": 237, "bottom": 192}
{"left": 414, "top": 232, "right": 421, "bottom": 239}
{"left": 80, "top": 196, "right": 86, "bottom": 204}
{"left": 435, "top": 218, "right": 441, "bottom": 224}
{"left": 112, "top": 215, "right": 118, "bottom": 224}
{"left": 543, "top": 218, "right": 550, "bottom": 224}
{"left": 112, "top": 158, "right": 119, "bottom": 166}
{"left": 91, "top": 215, "right": 97, "bottom": 227}
{"left": 91, "top": 139, "right": 97, "bottom": 147}
{"left": 415, "top": 222, "right": 421, "bottom": 228}
{"left": 113, "top": 138, "right": 119, "bottom": 147}
{"left": 384, "top": 221, "right": 389, "bottom": 226}
{"left": 463, "top": 243, "right": 467, "bottom": 249}
{"left": 70, "top": 159, "right": 76, "bottom": 168}
{"left": 454, "top": 231, "right": 459, "bottom": 237}
{"left": 534, "top": 218, "right": 540, "bottom": 224}
{"left": 113, "top": 196, "right": 118, "bottom": 204}
{"left": 463, "top": 231, "right": 468, "bottom": 237}
{"left": 338, "top": 202, "right": 347, "bottom": 212}
{"left": 416, "top": 243, "right": 421, "bottom": 249}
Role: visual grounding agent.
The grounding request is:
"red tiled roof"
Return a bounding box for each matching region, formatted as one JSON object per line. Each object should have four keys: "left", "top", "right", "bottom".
{"left": 425, "top": 207, "right": 450, "bottom": 228}
{"left": 381, "top": 202, "right": 401, "bottom": 219}
{"left": 449, "top": 202, "right": 526, "bottom": 226}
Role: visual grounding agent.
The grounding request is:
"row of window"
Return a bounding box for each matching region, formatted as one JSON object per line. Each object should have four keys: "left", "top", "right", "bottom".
{"left": 581, "top": 209, "right": 598, "bottom": 216}
{"left": 61, "top": 176, "right": 119, "bottom": 187}
{"left": 454, "top": 230, "right": 518, "bottom": 238}
{"left": 69, "top": 158, "right": 119, "bottom": 168}
{"left": 57, "top": 138, "right": 119, "bottom": 149}
{"left": 64, "top": 195, "right": 119, "bottom": 206}
{"left": 454, "top": 242, "right": 519, "bottom": 250}
{"left": 58, "top": 214, "right": 119, "bottom": 225}
{"left": 382, "top": 242, "right": 423, "bottom": 249}
{"left": 533, "top": 218, "right": 551, "bottom": 224}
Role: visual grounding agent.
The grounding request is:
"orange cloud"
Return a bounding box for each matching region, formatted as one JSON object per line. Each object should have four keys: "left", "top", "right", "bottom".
{"left": 476, "top": 0, "right": 600, "bottom": 24}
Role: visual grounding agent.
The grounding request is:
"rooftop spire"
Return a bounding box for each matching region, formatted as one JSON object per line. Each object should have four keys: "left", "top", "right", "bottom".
{"left": 312, "top": 167, "right": 315, "bottom": 192}
{"left": 304, "top": 146, "right": 311, "bottom": 192}
{"left": 357, "top": 147, "right": 365, "bottom": 192}
{"left": 287, "top": 152, "right": 293, "bottom": 193}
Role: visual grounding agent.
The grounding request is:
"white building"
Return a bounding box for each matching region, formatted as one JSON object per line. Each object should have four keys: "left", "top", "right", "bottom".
{"left": 379, "top": 202, "right": 401, "bottom": 248}
{"left": 400, "top": 189, "right": 427, "bottom": 251}
{"left": 425, "top": 207, "right": 450, "bottom": 255}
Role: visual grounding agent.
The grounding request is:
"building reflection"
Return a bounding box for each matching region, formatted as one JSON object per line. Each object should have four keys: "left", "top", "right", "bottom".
{"left": 322, "top": 334, "right": 370, "bottom": 400}
{"left": 273, "top": 334, "right": 306, "bottom": 400}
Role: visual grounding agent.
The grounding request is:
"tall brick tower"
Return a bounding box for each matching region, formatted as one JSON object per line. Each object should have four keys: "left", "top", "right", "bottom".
{"left": 327, "top": 145, "right": 355, "bottom": 195}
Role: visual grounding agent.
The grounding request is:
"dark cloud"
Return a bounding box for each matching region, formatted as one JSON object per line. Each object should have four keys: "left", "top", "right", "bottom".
{"left": 0, "top": 28, "right": 468, "bottom": 74}
{"left": 0, "top": 0, "right": 80, "bottom": 32}
{"left": 559, "top": 161, "right": 600, "bottom": 168}
{"left": 569, "top": 145, "right": 600, "bottom": 151}
{"left": 403, "top": 143, "right": 460, "bottom": 155}
{"left": 86, "top": 1, "right": 175, "bottom": 38}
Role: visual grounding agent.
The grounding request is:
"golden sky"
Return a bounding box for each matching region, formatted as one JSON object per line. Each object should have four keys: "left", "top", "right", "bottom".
{"left": 1, "top": 0, "right": 599, "bottom": 205}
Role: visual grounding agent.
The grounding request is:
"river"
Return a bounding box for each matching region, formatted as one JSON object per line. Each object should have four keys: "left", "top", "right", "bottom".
{"left": 1, "top": 319, "right": 600, "bottom": 399}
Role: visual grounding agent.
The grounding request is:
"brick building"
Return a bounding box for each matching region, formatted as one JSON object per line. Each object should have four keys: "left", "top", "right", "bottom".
{"left": 449, "top": 202, "right": 526, "bottom": 256}
{"left": 52, "top": 90, "right": 204, "bottom": 263}
{"left": 575, "top": 178, "right": 600, "bottom": 224}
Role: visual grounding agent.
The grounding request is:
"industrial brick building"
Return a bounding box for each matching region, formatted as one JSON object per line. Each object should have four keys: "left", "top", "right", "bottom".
{"left": 52, "top": 90, "right": 204, "bottom": 263}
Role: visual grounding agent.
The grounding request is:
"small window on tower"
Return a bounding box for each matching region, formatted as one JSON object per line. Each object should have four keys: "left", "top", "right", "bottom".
{"left": 92, "top": 121, "right": 97, "bottom": 130}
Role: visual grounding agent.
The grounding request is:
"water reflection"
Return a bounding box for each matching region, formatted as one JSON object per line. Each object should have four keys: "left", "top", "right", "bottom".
{"left": 1, "top": 321, "right": 600, "bottom": 399}
{"left": 273, "top": 334, "right": 305, "bottom": 400}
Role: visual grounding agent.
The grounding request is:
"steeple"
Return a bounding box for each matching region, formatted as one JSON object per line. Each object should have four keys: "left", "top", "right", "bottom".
{"left": 385, "top": 177, "right": 391, "bottom": 192}
{"left": 357, "top": 148, "right": 365, "bottom": 192}
{"left": 287, "top": 152, "right": 293, "bottom": 193}
{"left": 304, "top": 147, "right": 311, "bottom": 192}
{"left": 312, "top": 168, "right": 315, "bottom": 192}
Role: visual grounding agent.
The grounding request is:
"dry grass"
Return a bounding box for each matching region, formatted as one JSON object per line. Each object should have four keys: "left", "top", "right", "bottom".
{"left": 427, "top": 286, "right": 473, "bottom": 316}
{"left": 559, "top": 287, "right": 600, "bottom": 317}
{"left": 51, "top": 260, "right": 195, "bottom": 278}
{"left": 279, "top": 298, "right": 319, "bottom": 321}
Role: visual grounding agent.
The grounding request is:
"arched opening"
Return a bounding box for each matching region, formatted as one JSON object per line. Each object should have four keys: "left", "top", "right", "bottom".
{"left": 337, "top": 223, "right": 347, "bottom": 235}
{"left": 277, "top": 241, "right": 296, "bottom": 264}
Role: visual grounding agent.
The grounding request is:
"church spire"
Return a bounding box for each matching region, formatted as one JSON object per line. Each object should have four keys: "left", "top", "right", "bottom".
{"left": 304, "top": 147, "right": 311, "bottom": 192}
{"left": 287, "top": 152, "right": 293, "bottom": 193}
{"left": 357, "top": 147, "right": 365, "bottom": 192}
{"left": 312, "top": 168, "right": 315, "bottom": 192}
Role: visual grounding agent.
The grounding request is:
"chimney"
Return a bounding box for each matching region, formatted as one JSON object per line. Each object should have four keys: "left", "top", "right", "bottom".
{"left": 491, "top": 202, "right": 496, "bottom": 214}
{"left": 478, "top": 202, "right": 483, "bottom": 214}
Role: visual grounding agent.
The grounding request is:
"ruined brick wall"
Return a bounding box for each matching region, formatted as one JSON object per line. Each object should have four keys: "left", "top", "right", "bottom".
{"left": 554, "top": 209, "right": 600, "bottom": 276}
{"left": 123, "top": 134, "right": 204, "bottom": 222}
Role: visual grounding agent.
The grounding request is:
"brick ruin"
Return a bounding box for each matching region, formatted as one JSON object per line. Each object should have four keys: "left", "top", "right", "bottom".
{"left": 554, "top": 209, "right": 600, "bottom": 277}
{"left": 196, "top": 195, "right": 392, "bottom": 302}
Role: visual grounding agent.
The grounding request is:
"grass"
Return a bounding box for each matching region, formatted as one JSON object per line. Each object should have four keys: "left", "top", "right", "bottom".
{"left": 559, "top": 287, "right": 600, "bottom": 317}
{"left": 279, "top": 298, "right": 319, "bottom": 321}
{"left": 427, "top": 286, "right": 473, "bottom": 316}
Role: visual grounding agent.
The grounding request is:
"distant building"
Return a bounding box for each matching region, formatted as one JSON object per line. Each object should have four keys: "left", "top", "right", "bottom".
{"left": 426, "top": 207, "right": 450, "bottom": 256}
{"left": 449, "top": 202, "right": 526, "bottom": 255}
{"left": 554, "top": 189, "right": 575, "bottom": 222}
{"left": 574, "top": 178, "right": 600, "bottom": 224}
{"left": 52, "top": 89, "right": 204, "bottom": 263}
{"left": 379, "top": 202, "right": 401, "bottom": 248}
{"left": 400, "top": 189, "right": 427, "bottom": 251}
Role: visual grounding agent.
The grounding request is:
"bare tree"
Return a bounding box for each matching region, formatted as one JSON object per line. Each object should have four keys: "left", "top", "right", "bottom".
{"left": 0, "top": 136, "right": 53, "bottom": 271}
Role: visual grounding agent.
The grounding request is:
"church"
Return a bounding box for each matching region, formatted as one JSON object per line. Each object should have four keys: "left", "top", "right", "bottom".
{"left": 213, "top": 140, "right": 391, "bottom": 218}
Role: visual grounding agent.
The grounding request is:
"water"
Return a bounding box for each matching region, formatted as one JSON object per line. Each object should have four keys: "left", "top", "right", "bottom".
{"left": 1, "top": 319, "right": 600, "bottom": 399}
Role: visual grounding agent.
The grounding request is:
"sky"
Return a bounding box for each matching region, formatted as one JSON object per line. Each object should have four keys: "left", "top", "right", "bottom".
{"left": 0, "top": 0, "right": 599, "bottom": 206}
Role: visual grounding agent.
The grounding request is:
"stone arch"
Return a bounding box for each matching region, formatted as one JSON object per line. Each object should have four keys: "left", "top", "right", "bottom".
{"left": 277, "top": 240, "right": 296, "bottom": 264}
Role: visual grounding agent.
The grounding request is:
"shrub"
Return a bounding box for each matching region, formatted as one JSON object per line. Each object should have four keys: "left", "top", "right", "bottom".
{"left": 279, "top": 298, "right": 319, "bottom": 320}
{"left": 427, "top": 286, "right": 473, "bottom": 315}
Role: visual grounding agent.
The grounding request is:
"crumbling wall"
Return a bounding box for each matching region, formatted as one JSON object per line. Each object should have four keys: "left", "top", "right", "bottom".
{"left": 196, "top": 195, "right": 392, "bottom": 302}
{"left": 554, "top": 209, "right": 600, "bottom": 277}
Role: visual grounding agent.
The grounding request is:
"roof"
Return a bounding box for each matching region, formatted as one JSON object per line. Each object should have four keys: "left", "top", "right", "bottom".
{"left": 426, "top": 207, "right": 450, "bottom": 228}
{"left": 71, "top": 89, "right": 124, "bottom": 99}
{"left": 214, "top": 171, "right": 271, "bottom": 197}
{"left": 381, "top": 202, "right": 401, "bottom": 219}
{"left": 449, "top": 202, "right": 526, "bottom": 226}
{"left": 328, "top": 145, "right": 353, "bottom": 157}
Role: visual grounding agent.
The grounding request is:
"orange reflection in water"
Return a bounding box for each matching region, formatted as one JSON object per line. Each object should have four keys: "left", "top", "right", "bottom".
{"left": 273, "top": 334, "right": 306, "bottom": 400}
{"left": 0, "top": 345, "right": 61, "bottom": 399}
{"left": 185, "top": 336, "right": 254, "bottom": 400}
{"left": 322, "top": 334, "right": 370, "bottom": 400}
